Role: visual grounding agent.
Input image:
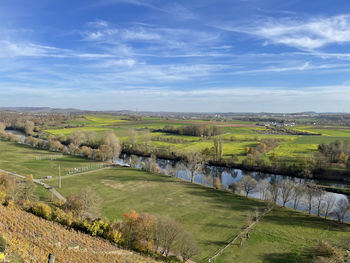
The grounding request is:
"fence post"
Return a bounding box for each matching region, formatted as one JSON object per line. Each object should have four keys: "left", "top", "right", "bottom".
{"left": 48, "top": 253, "right": 55, "bottom": 263}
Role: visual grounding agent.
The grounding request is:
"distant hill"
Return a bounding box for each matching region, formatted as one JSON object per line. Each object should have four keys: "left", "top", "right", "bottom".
{"left": 0, "top": 107, "right": 83, "bottom": 114}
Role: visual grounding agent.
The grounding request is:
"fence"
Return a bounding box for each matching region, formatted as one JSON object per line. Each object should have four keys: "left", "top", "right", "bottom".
{"left": 35, "top": 155, "right": 64, "bottom": 161}
{"left": 65, "top": 164, "right": 105, "bottom": 176}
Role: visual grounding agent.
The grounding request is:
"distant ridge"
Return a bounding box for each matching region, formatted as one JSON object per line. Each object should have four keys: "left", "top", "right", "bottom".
{"left": 0, "top": 107, "right": 349, "bottom": 116}
{"left": 0, "top": 107, "right": 83, "bottom": 113}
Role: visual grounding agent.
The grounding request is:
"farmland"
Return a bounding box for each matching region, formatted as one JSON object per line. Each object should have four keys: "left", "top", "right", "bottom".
{"left": 41, "top": 114, "right": 350, "bottom": 166}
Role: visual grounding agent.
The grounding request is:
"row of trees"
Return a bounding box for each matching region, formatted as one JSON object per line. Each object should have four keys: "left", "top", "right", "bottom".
{"left": 318, "top": 140, "right": 350, "bottom": 166}
{"left": 0, "top": 115, "right": 36, "bottom": 135}
{"left": 160, "top": 125, "right": 223, "bottom": 137}
{"left": 231, "top": 176, "right": 350, "bottom": 223}
{"left": 22, "top": 131, "right": 122, "bottom": 162}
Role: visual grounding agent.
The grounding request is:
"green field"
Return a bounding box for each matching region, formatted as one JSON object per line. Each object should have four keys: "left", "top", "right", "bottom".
{"left": 0, "top": 140, "right": 100, "bottom": 179}
{"left": 45, "top": 167, "right": 350, "bottom": 263}
{"left": 295, "top": 125, "right": 350, "bottom": 137}
{"left": 1, "top": 139, "right": 349, "bottom": 263}
{"left": 40, "top": 114, "right": 350, "bottom": 165}
{"left": 44, "top": 126, "right": 110, "bottom": 135}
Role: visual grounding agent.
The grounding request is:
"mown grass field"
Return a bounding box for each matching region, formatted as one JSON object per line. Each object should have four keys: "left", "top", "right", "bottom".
{"left": 47, "top": 167, "right": 266, "bottom": 262}
{"left": 215, "top": 208, "right": 350, "bottom": 263}
{"left": 1, "top": 139, "right": 349, "bottom": 263}
{"left": 45, "top": 167, "right": 350, "bottom": 263}
{"left": 0, "top": 140, "right": 100, "bottom": 179}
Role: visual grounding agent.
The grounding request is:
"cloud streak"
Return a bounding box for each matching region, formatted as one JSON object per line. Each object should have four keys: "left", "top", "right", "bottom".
{"left": 216, "top": 14, "right": 350, "bottom": 50}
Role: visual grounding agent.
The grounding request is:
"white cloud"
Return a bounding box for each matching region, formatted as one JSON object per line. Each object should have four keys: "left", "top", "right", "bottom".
{"left": 86, "top": 19, "right": 109, "bottom": 28}
{"left": 122, "top": 29, "right": 161, "bottom": 41}
{"left": 0, "top": 40, "right": 66, "bottom": 57}
{"left": 216, "top": 14, "right": 350, "bottom": 50}
{"left": 232, "top": 61, "right": 350, "bottom": 74}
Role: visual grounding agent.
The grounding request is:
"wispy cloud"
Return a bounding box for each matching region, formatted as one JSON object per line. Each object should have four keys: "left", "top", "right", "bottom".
{"left": 215, "top": 14, "right": 350, "bottom": 50}
{"left": 232, "top": 61, "right": 350, "bottom": 74}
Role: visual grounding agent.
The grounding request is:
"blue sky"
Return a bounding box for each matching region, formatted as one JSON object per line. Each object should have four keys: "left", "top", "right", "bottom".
{"left": 1, "top": 0, "right": 350, "bottom": 112}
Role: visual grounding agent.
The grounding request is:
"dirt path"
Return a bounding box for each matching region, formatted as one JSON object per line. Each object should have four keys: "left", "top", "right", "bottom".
{"left": 207, "top": 207, "right": 273, "bottom": 262}
{"left": 0, "top": 168, "right": 66, "bottom": 202}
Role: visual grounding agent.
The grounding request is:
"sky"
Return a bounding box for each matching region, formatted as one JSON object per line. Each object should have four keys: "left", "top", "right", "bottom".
{"left": 1, "top": 0, "right": 350, "bottom": 112}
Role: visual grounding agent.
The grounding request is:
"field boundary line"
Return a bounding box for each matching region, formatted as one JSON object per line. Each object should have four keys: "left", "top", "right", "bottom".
{"left": 207, "top": 206, "right": 273, "bottom": 262}
{"left": 41, "top": 166, "right": 111, "bottom": 181}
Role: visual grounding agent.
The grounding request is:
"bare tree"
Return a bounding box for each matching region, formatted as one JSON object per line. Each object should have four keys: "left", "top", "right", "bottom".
{"left": 213, "top": 136, "right": 223, "bottom": 161}
{"left": 323, "top": 193, "right": 336, "bottom": 219}
{"left": 177, "top": 231, "right": 201, "bottom": 262}
{"left": 258, "top": 179, "right": 269, "bottom": 200}
{"left": 148, "top": 154, "right": 160, "bottom": 173}
{"left": 314, "top": 187, "right": 326, "bottom": 216}
{"left": 70, "top": 130, "right": 85, "bottom": 146}
{"left": 267, "top": 182, "right": 279, "bottom": 204}
{"left": 106, "top": 132, "right": 121, "bottom": 162}
{"left": 238, "top": 175, "right": 257, "bottom": 197}
{"left": 186, "top": 151, "right": 205, "bottom": 183}
{"left": 292, "top": 183, "right": 306, "bottom": 209}
{"left": 25, "top": 120, "right": 35, "bottom": 136}
{"left": 278, "top": 179, "right": 294, "bottom": 207}
{"left": 154, "top": 216, "right": 183, "bottom": 257}
{"left": 334, "top": 198, "right": 350, "bottom": 223}
{"left": 79, "top": 187, "right": 103, "bottom": 218}
{"left": 68, "top": 143, "right": 79, "bottom": 155}
{"left": 98, "top": 144, "right": 113, "bottom": 161}
{"left": 48, "top": 140, "right": 64, "bottom": 152}
{"left": 0, "top": 122, "right": 6, "bottom": 133}
{"left": 129, "top": 155, "right": 139, "bottom": 168}
{"left": 164, "top": 164, "right": 173, "bottom": 177}
{"left": 305, "top": 183, "right": 317, "bottom": 214}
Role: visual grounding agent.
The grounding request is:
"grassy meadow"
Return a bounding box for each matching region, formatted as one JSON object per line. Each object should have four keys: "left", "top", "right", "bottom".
{"left": 0, "top": 140, "right": 100, "bottom": 179}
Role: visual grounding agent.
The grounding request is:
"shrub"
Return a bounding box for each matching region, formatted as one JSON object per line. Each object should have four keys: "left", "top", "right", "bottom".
{"left": 0, "top": 235, "right": 6, "bottom": 253}
{"left": 313, "top": 241, "right": 342, "bottom": 261}
{"left": 213, "top": 178, "right": 221, "bottom": 190}
{"left": 88, "top": 219, "right": 109, "bottom": 236}
{"left": 103, "top": 227, "right": 122, "bottom": 244}
{"left": 0, "top": 191, "right": 6, "bottom": 205}
{"left": 30, "top": 202, "right": 52, "bottom": 220}
{"left": 52, "top": 207, "right": 73, "bottom": 226}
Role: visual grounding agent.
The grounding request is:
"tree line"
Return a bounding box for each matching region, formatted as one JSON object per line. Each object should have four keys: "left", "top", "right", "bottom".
{"left": 230, "top": 176, "right": 350, "bottom": 223}
{"left": 159, "top": 125, "right": 223, "bottom": 137}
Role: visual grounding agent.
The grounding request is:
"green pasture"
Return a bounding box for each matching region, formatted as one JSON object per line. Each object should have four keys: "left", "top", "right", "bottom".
{"left": 266, "top": 143, "right": 319, "bottom": 159}
{"left": 215, "top": 207, "right": 350, "bottom": 263}
{"left": 45, "top": 167, "right": 350, "bottom": 263}
{"left": 43, "top": 126, "right": 111, "bottom": 135}
{"left": 0, "top": 140, "right": 100, "bottom": 179}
